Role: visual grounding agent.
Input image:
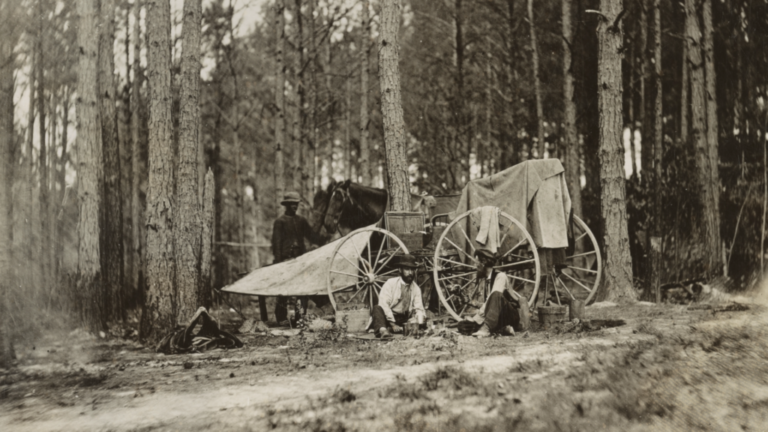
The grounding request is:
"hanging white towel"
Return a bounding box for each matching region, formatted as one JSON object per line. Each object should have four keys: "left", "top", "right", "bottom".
{"left": 474, "top": 206, "right": 500, "bottom": 254}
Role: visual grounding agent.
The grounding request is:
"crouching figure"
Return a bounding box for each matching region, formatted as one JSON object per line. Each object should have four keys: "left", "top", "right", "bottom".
{"left": 372, "top": 254, "right": 426, "bottom": 339}
{"left": 466, "top": 249, "right": 531, "bottom": 338}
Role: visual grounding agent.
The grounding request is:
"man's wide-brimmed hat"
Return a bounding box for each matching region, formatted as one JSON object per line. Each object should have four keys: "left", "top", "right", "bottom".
{"left": 474, "top": 249, "right": 498, "bottom": 261}
{"left": 396, "top": 254, "right": 421, "bottom": 269}
{"left": 281, "top": 191, "right": 301, "bottom": 205}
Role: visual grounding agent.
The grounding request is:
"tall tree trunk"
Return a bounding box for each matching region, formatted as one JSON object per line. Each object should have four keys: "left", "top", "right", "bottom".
{"left": 274, "top": 0, "right": 286, "bottom": 207}
{"left": 142, "top": 0, "right": 176, "bottom": 340}
{"left": 453, "top": 0, "right": 465, "bottom": 180}
{"left": 638, "top": 0, "right": 648, "bottom": 176}
{"left": 292, "top": 0, "right": 305, "bottom": 198}
{"left": 627, "top": 28, "right": 639, "bottom": 178}
{"left": 25, "top": 45, "right": 36, "bottom": 305}
{"left": 527, "top": 0, "right": 545, "bottom": 158}
{"left": 55, "top": 90, "right": 69, "bottom": 296}
{"left": 686, "top": 0, "right": 720, "bottom": 277}
{"left": 344, "top": 76, "right": 351, "bottom": 179}
{"left": 505, "top": 0, "right": 518, "bottom": 163}
{"left": 562, "top": 0, "right": 581, "bottom": 218}
{"left": 99, "top": 0, "right": 125, "bottom": 323}
{"left": 38, "top": 0, "right": 50, "bottom": 293}
{"left": 598, "top": 0, "right": 635, "bottom": 303}
{"left": 200, "top": 169, "right": 214, "bottom": 308}
{"left": 680, "top": 34, "right": 688, "bottom": 145}
{"left": 702, "top": 0, "right": 721, "bottom": 275}
{"left": 76, "top": 0, "right": 105, "bottom": 332}
{"left": 307, "top": 0, "right": 317, "bottom": 198}
{"left": 647, "top": 0, "right": 663, "bottom": 302}
{"left": 359, "top": 0, "right": 371, "bottom": 185}
{"left": 378, "top": 0, "right": 410, "bottom": 211}
{"left": 175, "top": 0, "right": 202, "bottom": 320}
{"left": 1, "top": 24, "right": 17, "bottom": 368}
{"left": 484, "top": 48, "right": 492, "bottom": 177}
{"left": 131, "top": 0, "right": 143, "bottom": 305}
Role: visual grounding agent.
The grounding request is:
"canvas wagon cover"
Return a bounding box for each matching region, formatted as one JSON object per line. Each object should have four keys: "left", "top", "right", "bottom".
{"left": 450, "top": 159, "right": 572, "bottom": 248}
{"left": 221, "top": 226, "right": 374, "bottom": 297}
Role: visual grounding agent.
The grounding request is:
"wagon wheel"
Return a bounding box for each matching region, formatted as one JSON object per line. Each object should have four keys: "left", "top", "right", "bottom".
{"left": 326, "top": 227, "right": 409, "bottom": 312}
{"left": 433, "top": 210, "right": 541, "bottom": 321}
{"left": 552, "top": 215, "right": 602, "bottom": 305}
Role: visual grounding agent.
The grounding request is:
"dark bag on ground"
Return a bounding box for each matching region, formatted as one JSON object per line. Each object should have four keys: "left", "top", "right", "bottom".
{"left": 156, "top": 307, "right": 243, "bottom": 354}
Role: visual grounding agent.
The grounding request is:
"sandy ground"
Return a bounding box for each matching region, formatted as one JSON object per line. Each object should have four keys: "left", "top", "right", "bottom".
{"left": 2, "top": 291, "right": 768, "bottom": 431}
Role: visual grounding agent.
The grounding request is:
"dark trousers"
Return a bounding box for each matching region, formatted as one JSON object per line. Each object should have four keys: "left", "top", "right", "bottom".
{"left": 371, "top": 305, "right": 408, "bottom": 333}
{"left": 485, "top": 292, "right": 520, "bottom": 332}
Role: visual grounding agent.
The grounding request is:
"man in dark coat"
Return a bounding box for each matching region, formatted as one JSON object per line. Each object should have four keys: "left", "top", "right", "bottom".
{"left": 271, "top": 191, "right": 328, "bottom": 324}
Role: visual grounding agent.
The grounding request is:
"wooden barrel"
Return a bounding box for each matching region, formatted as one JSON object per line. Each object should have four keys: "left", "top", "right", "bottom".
{"left": 538, "top": 305, "right": 567, "bottom": 329}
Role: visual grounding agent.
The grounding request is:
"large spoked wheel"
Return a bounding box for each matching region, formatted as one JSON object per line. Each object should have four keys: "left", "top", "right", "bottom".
{"left": 432, "top": 210, "right": 541, "bottom": 321}
{"left": 553, "top": 215, "right": 602, "bottom": 305}
{"left": 326, "top": 227, "right": 409, "bottom": 312}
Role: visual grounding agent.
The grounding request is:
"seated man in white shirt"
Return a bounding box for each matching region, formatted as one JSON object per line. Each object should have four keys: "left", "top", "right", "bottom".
{"left": 372, "top": 254, "right": 426, "bottom": 339}
{"left": 466, "top": 249, "right": 530, "bottom": 338}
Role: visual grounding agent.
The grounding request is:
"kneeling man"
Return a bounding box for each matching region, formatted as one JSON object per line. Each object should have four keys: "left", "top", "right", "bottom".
{"left": 467, "top": 249, "right": 530, "bottom": 338}
{"left": 372, "top": 254, "right": 426, "bottom": 339}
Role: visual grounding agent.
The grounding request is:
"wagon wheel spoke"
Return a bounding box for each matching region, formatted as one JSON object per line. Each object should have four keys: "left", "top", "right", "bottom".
{"left": 350, "top": 237, "right": 368, "bottom": 272}
{"left": 330, "top": 269, "right": 364, "bottom": 279}
{"left": 374, "top": 268, "right": 399, "bottom": 282}
{"left": 505, "top": 273, "right": 536, "bottom": 284}
{"left": 436, "top": 257, "right": 476, "bottom": 270}
{"left": 493, "top": 258, "right": 535, "bottom": 270}
{"left": 331, "top": 282, "right": 362, "bottom": 293}
{"left": 457, "top": 225, "right": 476, "bottom": 253}
{"left": 560, "top": 271, "right": 592, "bottom": 292}
{"left": 346, "top": 283, "right": 368, "bottom": 302}
{"left": 374, "top": 235, "right": 386, "bottom": 271}
{"left": 568, "top": 250, "right": 596, "bottom": 260}
{"left": 374, "top": 245, "right": 401, "bottom": 274}
{"left": 444, "top": 237, "right": 480, "bottom": 265}
{"left": 338, "top": 252, "right": 367, "bottom": 275}
{"left": 366, "top": 237, "right": 373, "bottom": 273}
{"left": 501, "top": 237, "right": 528, "bottom": 258}
{"left": 566, "top": 265, "right": 598, "bottom": 275}
{"left": 438, "top": 271, "right": 477, "bottom": 283}
{"left": 554, "top": 276, "right": 576, "bottom": 300}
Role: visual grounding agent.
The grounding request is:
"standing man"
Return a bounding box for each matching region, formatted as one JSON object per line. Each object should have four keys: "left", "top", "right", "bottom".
{"left": 372, "top": 254, "right": 426, "bottom": 339}
{"left": 466, "top": 249, "right": 531, "bottom": 338}
{"left": 271, "top": 191, "right": 328, "bottom": 324}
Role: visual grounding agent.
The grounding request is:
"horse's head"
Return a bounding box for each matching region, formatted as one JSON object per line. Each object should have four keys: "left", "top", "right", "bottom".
{"left": 323, "top": 180, "right": 352, "bottom": 233}
{"left": 311, "top": 185, "right": 332, "bottom": 233}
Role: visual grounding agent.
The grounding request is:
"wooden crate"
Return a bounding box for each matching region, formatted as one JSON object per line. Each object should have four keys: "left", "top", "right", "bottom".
{"left": 384, "top": 211, "right": 426, "bottom": 251}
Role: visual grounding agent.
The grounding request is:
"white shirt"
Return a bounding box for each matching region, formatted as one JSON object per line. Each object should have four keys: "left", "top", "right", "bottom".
{"left": 472, "top": 272, "right": 524, "bottom": 323}
{"left": 378, "top": 277, "right": 426, "bottom": 324}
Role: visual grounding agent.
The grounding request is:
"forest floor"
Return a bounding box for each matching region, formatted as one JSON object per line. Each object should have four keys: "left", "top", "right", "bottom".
{"left": 2, "top": 288, "right": 768, "bottom": 432}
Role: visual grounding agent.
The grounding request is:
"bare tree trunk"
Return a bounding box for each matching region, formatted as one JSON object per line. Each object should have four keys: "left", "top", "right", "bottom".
{"left": 527, "top": 0, "right": 545, "bottom": 158}
{"left": 38, "top": 0, "right": 50, "bottom": 293}
{"left": 200, "top": 169, "right": 214, "bottom": 308}
{"left": 627, "top": 30, "right": 638, "bottom": 178}
{"left": 25, "top": 44, "right": 36, "bottom": 304}
{"left": 324, "top": 28, "right": 334, "bottom": 182}
{"left": 598, "top": 0, "right": 635, "bottom": 303}
{"left": 142, "top": 0, "right": 176, "bottom": 340}
{"left": 308, "top": 0, "right": 317, "bottom": 195}
{"left": 175, "top": 0, "right": 202, "bottom": 320}
{"left": 292, "top": 0, "right": 305, "bottom": 198}
{"left": 562, "top": 0, "right": 581, "bottom": 218}
{"left": 100, "top": 0, "right": 125, "bottom": 323}
{"left": 484, "top": 48, "right": 492, "bottom": 177}
{"left": 55, "top": 90, "right": 69, "bottom": 294}
{"left": 702, "top": 0, "right": 721, "bottom": 275}
{"left": 1, "top": 25, "right": 17, "bottom": 367}
{"left": 76, "top": 0, "right": 105, "bottom": 332}
{"left": 131, "top": 0, "right": 143, "bottom": 306}
{"left": 378, "top": 0, "right": 410, "bottom": 211}
{"left": 359, "top": 0, "right": 371, "bottom": 185}
{"left": 680, "top": 37, "right": 688, "bottom": 145}
{"left": 344, "top": 76, "right": 351, "bottom": 179}
{"left": 638, "top": 0, "right": 648, "bottom": 176}
{"left": 647, "top": 0, "right": 663, "bottom": 302}
{"left": 274, "top": 0, "right": 286, "bottom": 207}
{"left": 686, "top": 0, "right": 720, "bottom": 277}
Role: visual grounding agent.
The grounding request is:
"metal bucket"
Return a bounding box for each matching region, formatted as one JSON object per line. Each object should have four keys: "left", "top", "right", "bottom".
{"left": 538, "top": 305, "right": 567, "bottom": 329}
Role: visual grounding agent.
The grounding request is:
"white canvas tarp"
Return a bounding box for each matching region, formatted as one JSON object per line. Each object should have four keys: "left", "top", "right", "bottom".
{"left": 222, "top": 226, "right": 374, "bottom": 297}
{"left": 450, "top": 159, "right": 572, "bottom": 248}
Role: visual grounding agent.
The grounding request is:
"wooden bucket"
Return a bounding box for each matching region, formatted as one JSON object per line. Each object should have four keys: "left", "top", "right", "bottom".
{"left": 538, "top": 305, "right": 567, "bottom": 329}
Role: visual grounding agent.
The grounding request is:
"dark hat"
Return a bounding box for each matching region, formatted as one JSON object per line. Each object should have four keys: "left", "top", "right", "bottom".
{"left": 396, "top": 254, "right": 421, "bottom": 269}
{"left": 281, "top": 191, "right": 301, "bottom": 205}
{"left": 474, "top": 249, "right": 498, "bottom": 261}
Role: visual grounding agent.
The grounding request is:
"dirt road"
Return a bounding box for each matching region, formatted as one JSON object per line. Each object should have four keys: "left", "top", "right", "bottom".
{"left": 2, "top": 297, "right": 767, "bottom": 431}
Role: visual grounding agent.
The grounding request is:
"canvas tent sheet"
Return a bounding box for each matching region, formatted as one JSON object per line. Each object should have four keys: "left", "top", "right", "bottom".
{"left": 222, "top": 226, "right": 374, "bottom": 297}
{"left": 449, "top": 159, "right": 572, "bottom": 249}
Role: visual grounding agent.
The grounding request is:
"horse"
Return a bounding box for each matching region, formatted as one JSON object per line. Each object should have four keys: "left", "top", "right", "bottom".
{"left": 314, "top": 180, "right": 389, "bottom": 236}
